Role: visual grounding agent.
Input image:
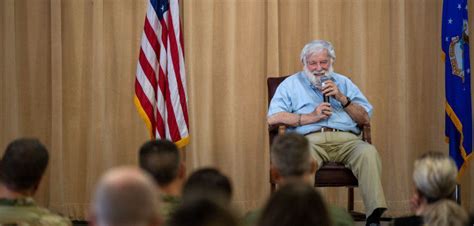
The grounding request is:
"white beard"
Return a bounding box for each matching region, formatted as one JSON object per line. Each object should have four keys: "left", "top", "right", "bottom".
{"left": 304, "top": 65, "right": 334, "bottom": 88}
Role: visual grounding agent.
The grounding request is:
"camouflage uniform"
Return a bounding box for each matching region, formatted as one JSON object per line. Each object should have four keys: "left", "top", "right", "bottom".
{"left": 160, "top": 194, "right": 181, "bottom": 221}
{"left": 0, "top": 197, "right": 71, "bottom": 226}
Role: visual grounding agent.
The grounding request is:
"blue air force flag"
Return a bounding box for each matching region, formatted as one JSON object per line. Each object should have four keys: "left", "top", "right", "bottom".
{"left": 442, "top": 0, "right": 472, "bottom": 171}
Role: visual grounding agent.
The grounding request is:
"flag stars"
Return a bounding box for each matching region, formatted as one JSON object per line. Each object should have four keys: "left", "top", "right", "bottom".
{"left": 446, "top": 36, "right": 449, "bottom": 42}
{"left": 458, "top": 4, "right": 462, "bottom": 9}
{"left": 467, "top": 68, "right": 470, "bottom": 74}
{"left": 161, "top": 5, "right": 165, "bottom": 12}
{"left": 448, "top": 18, "right": 453, "bottom": 24}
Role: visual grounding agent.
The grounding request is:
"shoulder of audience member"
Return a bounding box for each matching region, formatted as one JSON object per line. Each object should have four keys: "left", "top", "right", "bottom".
{"left": 328, "top": 205, "right": 354, "bottom": 226}
{"left": 36, "top": 207, "right": 72, "bottom": 226}
{"left": 241, "top": 208, "right": 262, "bottom": 226}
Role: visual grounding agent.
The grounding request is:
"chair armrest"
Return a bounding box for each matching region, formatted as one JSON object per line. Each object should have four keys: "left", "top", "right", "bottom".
{"left": 361, "top": 124, "right": 371, "bottom": 144}
{"left": 268, "top": 124, "right": 279, "bottom": 133}
{"left": 278, "top": 125, "right": 286, "bottom": 135}
{"left": 268, "top": 124, "right": 288, "bottom": 147}
{"left": 268, "top": 124, "right": 287, "bottom": 134}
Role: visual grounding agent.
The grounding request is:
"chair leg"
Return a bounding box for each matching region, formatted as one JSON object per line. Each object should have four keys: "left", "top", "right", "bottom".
{"left": 271, "top": 182, "right": 276, "bottom": 193}
{"left": 347, "top": 187, "right": 354, "bottom": 211}
{"left": 347, "top": 187, "right": 366, "bottom": 221}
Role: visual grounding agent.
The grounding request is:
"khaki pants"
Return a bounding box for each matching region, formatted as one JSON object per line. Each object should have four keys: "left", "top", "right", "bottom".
{"left": 305, "top": 131, "right": 387, "bottom": 217}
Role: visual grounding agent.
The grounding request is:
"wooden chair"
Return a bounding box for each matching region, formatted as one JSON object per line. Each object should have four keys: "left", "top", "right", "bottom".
{"left": 267, "top": 75, "right": 369, "bottom": 220}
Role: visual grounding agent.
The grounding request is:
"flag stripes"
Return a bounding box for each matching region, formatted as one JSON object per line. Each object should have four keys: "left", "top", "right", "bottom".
{"left": 135, "top": 0, "right": 189, "bottom": 148}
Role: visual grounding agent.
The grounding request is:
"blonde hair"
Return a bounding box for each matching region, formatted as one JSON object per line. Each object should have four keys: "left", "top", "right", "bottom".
{"left": 413, "top": 152, "right": 457, "bottom": 202}
{"left": 423, "top": 199, "right": 468, "bottom": 226}
{"left": 413, "top": 152, "right": 468, "bottom": 226}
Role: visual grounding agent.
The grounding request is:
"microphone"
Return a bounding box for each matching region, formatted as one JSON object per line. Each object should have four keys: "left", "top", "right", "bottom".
{"left": 319, "top": 75, "right": 332, "bottom": 103}
{"left": 324, "top": 94, "right": 330, "bottom": 103}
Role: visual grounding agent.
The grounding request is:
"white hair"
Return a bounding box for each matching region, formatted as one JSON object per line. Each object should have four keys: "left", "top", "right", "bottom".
{"left": 413, "top": 152, "right": 457, "bottom": 202}
{"left": 300, "top": 40, "right": 336, "bottom": 66}
{"left": 93, "top": 166, "right": 161, "bottom": 226}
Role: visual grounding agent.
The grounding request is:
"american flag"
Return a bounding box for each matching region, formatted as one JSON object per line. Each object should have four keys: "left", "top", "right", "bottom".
{"left": 134, "top": 0, "right": 189, "bottom": 148}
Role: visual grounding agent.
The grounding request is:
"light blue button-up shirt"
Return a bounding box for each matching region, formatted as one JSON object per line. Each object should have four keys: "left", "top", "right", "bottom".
{"left": 267, "top": 71, "right": 373, "bottom": 135}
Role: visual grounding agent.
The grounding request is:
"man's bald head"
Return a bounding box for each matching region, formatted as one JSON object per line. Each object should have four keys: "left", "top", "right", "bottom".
{"left": 92, "top": 166, "right": 161, "bottom": 226}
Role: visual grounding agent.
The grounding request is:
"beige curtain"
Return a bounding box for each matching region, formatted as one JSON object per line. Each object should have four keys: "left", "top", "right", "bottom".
{"left": 1, "top": 0, "right": 473, "bottom": 219}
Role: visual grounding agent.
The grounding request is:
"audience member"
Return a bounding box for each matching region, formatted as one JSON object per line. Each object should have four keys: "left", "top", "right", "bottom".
{"left": 89, "top": 166, "right": 161, "bottom": 226}
{"left": 182, "top": 168, "right": 232, "bottom": 206}
{"left": 244, "top": 133, "right": 353, "bottom": 226}
{"left": 392, "top": 151, "right": 469, "bottom": 226}
{"left": 0, "top": 138, "right": 71, "bottom": 226}
{"left": 423, "top": 199, "right": 470, "bottom": 226}
{"left": 168, "top": 197, "right": 239, "bottom": 226}
{"left": 258, "top": 182, "right": 332, "bottom": 226}
{"left": 139, "top": 139, "right": 186, "bottom": 220}
{"left": 270, "top": 132, "right": 317, "bottom": 186}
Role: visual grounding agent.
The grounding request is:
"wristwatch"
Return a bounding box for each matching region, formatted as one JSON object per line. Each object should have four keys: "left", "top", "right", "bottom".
{"left": 343, "top": 96, "right": 351, "bottom": 108}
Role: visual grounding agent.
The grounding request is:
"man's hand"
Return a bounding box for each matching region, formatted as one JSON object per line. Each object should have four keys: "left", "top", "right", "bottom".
{"left": 321, "top": 80, "right": 345, "bottom": 102}
{"left": 409, "top": 191, "right": 424, "bottom": 215}
{"left": 311, "top": 102, "right": 332, "bottom": 121}
{"left": 267, "top": 103, "right": 332, "bottom": 127}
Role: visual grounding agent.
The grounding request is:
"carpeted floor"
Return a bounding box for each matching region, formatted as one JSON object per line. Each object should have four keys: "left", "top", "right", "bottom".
{"left": 74, "top": 220, "right": 393, "bottom": 226}
{"left": 72, "top": 220, "right": 88, "bottom": 226}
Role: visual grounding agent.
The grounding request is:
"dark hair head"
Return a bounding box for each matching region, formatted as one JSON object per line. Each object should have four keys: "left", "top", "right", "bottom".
{"left": 258, "top": 182, "right": 332, "bottom": 226}
{"left": 168, "top": 197, "right": 238, "bottom": 226}
{"left": 139, "top": 139, "right": 180, "bottom": 186}
{"left": 182, "top": 168, "right": 232, "bottom": 205}
{"left": 0, "top": 138, "right": 49, "bottom": 191}
{"left": 271, "top": 133, "right": 312, "bottom": 177}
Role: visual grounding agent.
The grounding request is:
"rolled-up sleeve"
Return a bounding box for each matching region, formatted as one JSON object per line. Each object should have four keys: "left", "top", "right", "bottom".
{"left": 344, "top": 81, "right": 373, "bottom": 117}
{"left": 268, "top": 84, "right": 292, "bottom": 117}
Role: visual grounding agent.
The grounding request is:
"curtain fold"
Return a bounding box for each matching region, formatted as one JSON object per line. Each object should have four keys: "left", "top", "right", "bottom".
{"left": 0, "top": 0, "right": 472, "bottom": 219}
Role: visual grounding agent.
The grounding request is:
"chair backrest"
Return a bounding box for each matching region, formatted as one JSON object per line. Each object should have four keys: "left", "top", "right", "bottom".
{"left": 267, "top": 76, "right": 289, "bottom": 146}
{"left": 267, "top": 76, "right": 289, "bottom": 106}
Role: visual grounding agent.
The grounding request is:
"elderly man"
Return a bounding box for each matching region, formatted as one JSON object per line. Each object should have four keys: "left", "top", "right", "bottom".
{"left": 0, "top": 138, "right": 71, "bottom": 226}
{"left": 89, "top": 166, "right": 162, "bottom": 226}
{"left": 267, "top": 40, "right": 387, "bottom": 226}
